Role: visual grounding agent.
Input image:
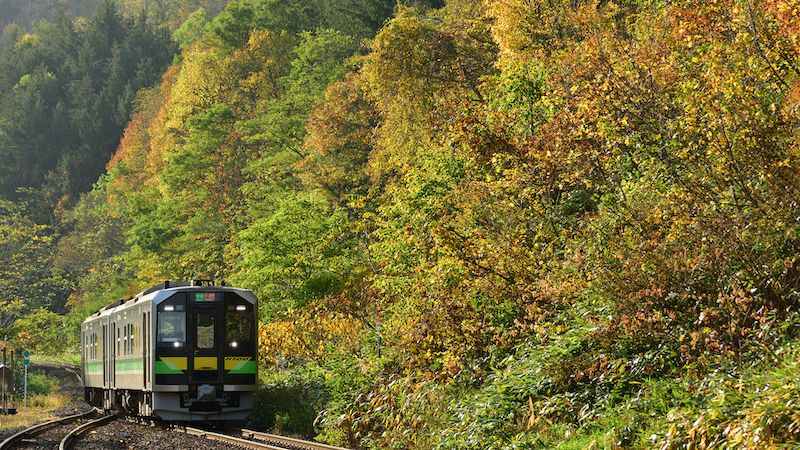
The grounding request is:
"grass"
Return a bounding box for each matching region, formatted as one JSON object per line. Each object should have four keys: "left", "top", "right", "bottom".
{"left": 0, "top": 362, "right": 70, "bottom": 431}
{"left": 0, "top": 393, "right": 69, "bottom": 430}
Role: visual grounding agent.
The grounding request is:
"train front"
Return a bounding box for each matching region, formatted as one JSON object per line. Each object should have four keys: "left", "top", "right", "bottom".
{"left": 153, "top": 286, "right": 257, "bottom": 421}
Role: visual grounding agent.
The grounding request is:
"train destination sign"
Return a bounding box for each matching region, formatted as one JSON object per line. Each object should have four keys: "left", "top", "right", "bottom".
{"left": 194, "top": 292, "right": 220, "bottom": 302}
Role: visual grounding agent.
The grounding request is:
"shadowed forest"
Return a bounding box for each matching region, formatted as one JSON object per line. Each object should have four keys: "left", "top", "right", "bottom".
{"left": 1, "top": 0, "right": 800, "bottom": 447}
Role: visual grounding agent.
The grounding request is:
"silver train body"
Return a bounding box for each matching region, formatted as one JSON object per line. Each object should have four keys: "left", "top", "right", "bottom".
{"left": 81, "top": 282, "right": 258, "bottom": 421}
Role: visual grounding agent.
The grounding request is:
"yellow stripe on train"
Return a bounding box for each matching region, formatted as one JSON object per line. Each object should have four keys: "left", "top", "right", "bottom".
{"left": 194, "top": 357, "right": 218, "bottom": 370}
{"left": 159, "top": 356, "right": 188, "bottom": 370}
{"left": 224, "top": 357, "right": 252, "bottom": 370}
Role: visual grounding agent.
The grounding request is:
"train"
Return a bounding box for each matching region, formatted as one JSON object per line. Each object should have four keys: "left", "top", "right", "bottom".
{"left": 80, "top": 281, "right": 257, "bottom": 421}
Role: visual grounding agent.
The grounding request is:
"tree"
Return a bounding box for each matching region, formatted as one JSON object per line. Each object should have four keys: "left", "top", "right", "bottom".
{"left": 172, "top": 7, "right": 211, "bottom": 51}
{"left": 0, "top": 1, "right": 175, "bottom": 205}
{"left": 0, "top": 200, "right": 69, "bottom": 330}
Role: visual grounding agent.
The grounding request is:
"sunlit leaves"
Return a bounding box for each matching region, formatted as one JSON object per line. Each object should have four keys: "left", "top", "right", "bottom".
{"left": 301, "top": 73, "right": 378, "bottom": 208}
{"left": 258, "top": 306, "right": 364, "bottom": 364}
{"left": 0, "top": 200, "right": 69, "bottom": 329}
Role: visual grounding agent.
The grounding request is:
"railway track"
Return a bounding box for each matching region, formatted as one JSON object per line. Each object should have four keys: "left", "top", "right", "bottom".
{"left": 0, "top": 408, "right": 111, "bottom": 450}
{"left": 236, "top": 428, "right": 350, "bottom": 450}
{"left": 58, "top": 414, "right": 116, "bottom": 450}
{"left": 2, "top": 409, "right": 350, "bottom": 450}
{"left": 178, "top": 425, "right": 352, "bottom": 450}
{"left": 8, "top": 361, "right": 350, "bottom": 450}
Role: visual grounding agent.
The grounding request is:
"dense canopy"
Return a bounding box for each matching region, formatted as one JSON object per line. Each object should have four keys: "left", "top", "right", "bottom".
{"left": 1, "top": 0, "right": 800, "bottom": 448}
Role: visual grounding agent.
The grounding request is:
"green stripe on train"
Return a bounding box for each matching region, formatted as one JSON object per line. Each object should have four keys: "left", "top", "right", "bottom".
{"left": 115, "top": 357, "right": 144, "bottom": 372}
{"left": 86, "top": 358, "right": 144, "bottom": 374}
{"left": 85, "top": 361, "right": 103, "bottom": 375}
{"left": 228, "top": 360, "right": 256, "bottom": 375}
{"left": 155, "top": 360, "right": 184, "bottom": 375}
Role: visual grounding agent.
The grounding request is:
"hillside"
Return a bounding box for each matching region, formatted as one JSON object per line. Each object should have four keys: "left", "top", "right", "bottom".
{"left": 0, "top": 0, "right": 99, "bottom": 29}
{"left": 2, "top": 0, "right": 800, "bottom": 448}
{"left": 0, "top": 0, "right": 227, "bottom": 28}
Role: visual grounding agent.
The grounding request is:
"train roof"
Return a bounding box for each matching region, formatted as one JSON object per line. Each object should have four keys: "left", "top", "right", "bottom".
{"left": 82, "top": 281, "right": 257, "bottom": 324}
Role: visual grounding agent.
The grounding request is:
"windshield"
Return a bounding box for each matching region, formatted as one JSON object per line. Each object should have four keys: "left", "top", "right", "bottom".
{"left": 226, "top": 306, "right": 252, "bottom": 347}
{"left": 158, "top": 312, "right": 186, "bottom": 343}
{"left": 158, "top": 293, "right": 187, "bottom": 346}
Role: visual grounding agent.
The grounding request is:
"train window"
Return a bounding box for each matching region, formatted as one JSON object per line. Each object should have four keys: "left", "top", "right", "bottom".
{"left": 159, "top": 310, "right": 186, "bottom": 345}
{"left": 130, "top": 324, "right": 135, "bottom": 353}
{"left": 158, "top": 293, "right": 187, "bottom": 348}
{"left": 226, "top": 303, "right": 252, "bottom": 348}
{"left": 196, "top": 312, "right": 216, "bottom": 349}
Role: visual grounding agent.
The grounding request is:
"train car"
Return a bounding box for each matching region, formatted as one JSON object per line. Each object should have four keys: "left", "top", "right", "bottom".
{"left": 81, "top": 281, "right": 257, "bottom": 421}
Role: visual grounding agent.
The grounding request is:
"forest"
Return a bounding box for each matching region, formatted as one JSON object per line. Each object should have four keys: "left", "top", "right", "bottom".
{"left": 1, "top": 0, "right": 800, "bottom": 448}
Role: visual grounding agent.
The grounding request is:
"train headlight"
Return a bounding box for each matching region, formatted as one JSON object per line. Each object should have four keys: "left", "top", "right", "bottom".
{"left": 236, "top": 305, "right": 246, "bottom": 311}
{"left": 164, "top": 305, "right": 175, "bottom": 311}
{"left": 230, "top": 341, "right": 238, "bottom": 348}
{"left": 173, "top": 342, "right": 182, "bottom": 348}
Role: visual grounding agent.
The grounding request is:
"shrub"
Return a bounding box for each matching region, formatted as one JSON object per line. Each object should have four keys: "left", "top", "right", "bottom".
{"left": 251, "top": 366, "right": 329, "bottom": 437}
{"left": 23, "top": 370, "right": 58, "bottom": 396}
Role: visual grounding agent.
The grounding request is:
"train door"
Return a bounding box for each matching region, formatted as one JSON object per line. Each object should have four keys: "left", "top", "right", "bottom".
{"left": 111, "top": 321, "right": 116, "bottom": 386}
{"left": 143, "top": 312, "right": 149, "bottom": 388}
{"left": 189, "top": 292, "right": 223, "bottom": 383}
{"left": 102, "top": 324, "right": 108, "bottom": 387}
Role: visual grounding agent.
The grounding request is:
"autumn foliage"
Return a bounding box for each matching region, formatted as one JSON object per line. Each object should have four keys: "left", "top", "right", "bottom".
{"left": 1, "top": 0, "right": 800, "bottom": 447}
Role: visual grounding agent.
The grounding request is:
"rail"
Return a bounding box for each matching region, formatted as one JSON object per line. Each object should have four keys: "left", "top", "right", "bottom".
{"left": 181, "top": 426, "right": 285, "bottom": 449}
{"left": 237, "top": 429, "right": 352, "bottom": 450}
{"left": 59, "top": 414, "right": 116, "bottom": 449}
{"left": 178, "top": 426, "right": 353, "bottom": 450}
{"left": 0, "top": 408, "right": 99, "bottom": 449}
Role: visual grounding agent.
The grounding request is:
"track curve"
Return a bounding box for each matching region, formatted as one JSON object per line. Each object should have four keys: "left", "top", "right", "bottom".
{"left": 0, "top": 409, "right": 103, "bottom": 450}
{"left": 58, "top": 414, "right": 116, "bottom": 450}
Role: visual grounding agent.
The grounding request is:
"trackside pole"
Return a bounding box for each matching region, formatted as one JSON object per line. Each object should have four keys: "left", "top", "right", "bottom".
{"left": 22, "top": 349, "right": 30, "bottom": 410}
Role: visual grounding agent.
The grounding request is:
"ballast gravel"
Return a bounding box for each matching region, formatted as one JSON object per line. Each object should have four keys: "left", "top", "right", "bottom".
{"left": 72, "top": 419, "right": 239, "bottom": 450}
{"left": 0, "top": 363, "right": 241, "bottom": 449}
